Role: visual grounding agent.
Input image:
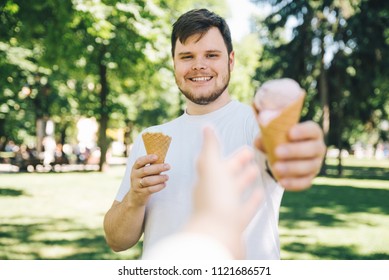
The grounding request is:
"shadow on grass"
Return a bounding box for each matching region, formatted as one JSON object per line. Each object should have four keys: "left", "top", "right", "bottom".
{"left": 280, "top": 184, "right": 389, "bottom": 259}
{"left": 0, "top": 188, "right": 26, "bottom": 197}
{"left": 283, "top": 242, "right": 389, "bottom": 260}
{"left": 0, "top": 219, "right": 142, "bottom": 260}
{"left": 324, "top": 165, "right": 388, "bottom": 181}
{"left": 280, "top": 184, "right": 389, "bottom": 228}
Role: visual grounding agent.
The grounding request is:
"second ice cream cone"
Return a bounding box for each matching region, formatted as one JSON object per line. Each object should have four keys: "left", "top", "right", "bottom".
{"left": 259, "top": 92, "right": 305, "bottom": 166}
{"left": 142, "top": 132, "right": 172, "bottom": 164}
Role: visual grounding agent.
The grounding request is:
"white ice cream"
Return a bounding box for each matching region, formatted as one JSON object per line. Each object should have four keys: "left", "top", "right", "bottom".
{"left": 254, "top": 78, "right": 303, "bottom": 126}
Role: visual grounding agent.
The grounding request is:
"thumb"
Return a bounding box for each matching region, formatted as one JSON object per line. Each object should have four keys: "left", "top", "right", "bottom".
{"left": 254, "top": 134, "right": 266, "bottom": 153}
{"left": 198, "top": 126, "right": 221, "bottom": 170}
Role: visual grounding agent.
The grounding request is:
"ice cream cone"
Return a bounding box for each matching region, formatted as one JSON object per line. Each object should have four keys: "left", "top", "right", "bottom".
{"left": 142, "top": 132, "right": 172, "bottom": 164}
{"left": 259, "top": 91, "right": 305, "bottom": 165}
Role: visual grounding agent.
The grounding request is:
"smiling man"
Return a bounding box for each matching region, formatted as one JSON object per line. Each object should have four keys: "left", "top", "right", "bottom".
{"left": 173, "top": 26, "right": 233, "bottom": 113}
{"left": 104, "top": 9, "right": 325, "bottom": 259}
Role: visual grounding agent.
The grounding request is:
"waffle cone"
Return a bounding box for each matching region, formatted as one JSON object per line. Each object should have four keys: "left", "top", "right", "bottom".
{"left": 259, "top": 91, "right": 305, "bottom": 165}
{"left": 142, "top": 132, "right": 172, "bottom": 164}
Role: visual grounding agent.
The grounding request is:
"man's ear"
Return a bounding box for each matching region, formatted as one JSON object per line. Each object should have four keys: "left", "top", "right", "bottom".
{"left": 229, "top": 51, "right": 235, "bottom": 71}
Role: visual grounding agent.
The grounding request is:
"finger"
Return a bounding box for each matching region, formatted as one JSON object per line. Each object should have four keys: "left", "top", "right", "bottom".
{"left": 225, "top": 146, "right": 255, "bottom": 175}
{"left": 272, "top": 158, "right": 323, "bottom": 178}
{"left": 279, "top": 175, "right": 316, "bottom": 191}
{"left": 235, "top": 163, "right": 260, "bottom": 193}
{"left": 140, "top": 174, "right": 169, "bottom": 188}
{"left": 275, "top": 138, "right": 326, "bottom": 160}
{"left": 137, "top": 163, "right": 171, "bottom": 178}
{"left": 197, "top": 126, "right": 221, "bottom": 172}
{"left": 253, "top": 134, "right": 266, "bottom": 153}
{"left": 144, "top": 183, "right": 167, "bottom": 194}
{"left": 288, "top": 121, "right": 324, "bottom": 142}
{"left": 133, "top": 154, "right": 159, "bottom": 169}
{"left": 201, "top": 126, "right": 221, "bottom": 159}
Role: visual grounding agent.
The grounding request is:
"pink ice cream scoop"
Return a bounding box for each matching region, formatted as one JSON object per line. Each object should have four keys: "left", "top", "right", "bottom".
{"left": 254, "top": 78, "right": 304, "bottom": 126}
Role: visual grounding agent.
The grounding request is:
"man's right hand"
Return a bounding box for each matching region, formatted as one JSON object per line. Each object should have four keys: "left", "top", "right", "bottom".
{"left": 129, "top": 154, "right": 171, "bottom": 206}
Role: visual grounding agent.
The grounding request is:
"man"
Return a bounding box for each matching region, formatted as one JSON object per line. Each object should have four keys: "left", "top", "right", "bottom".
{"left": 104, "top": 8, "right": 325, "bottom": 259}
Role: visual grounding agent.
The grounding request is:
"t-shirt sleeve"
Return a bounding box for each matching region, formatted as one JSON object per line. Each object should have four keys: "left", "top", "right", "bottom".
{"left": 115, "top": 134, "right": 146, "bottom": 202}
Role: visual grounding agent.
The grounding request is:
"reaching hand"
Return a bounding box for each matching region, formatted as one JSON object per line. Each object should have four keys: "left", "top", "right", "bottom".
{"left": 187, "top": 126, "right": 262, "bottom": 259}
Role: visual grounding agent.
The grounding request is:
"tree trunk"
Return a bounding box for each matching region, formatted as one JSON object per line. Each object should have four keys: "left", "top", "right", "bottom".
{"left": 59, "top": 123, "right": 67, "bottom": 145}
{"left": 337, "top": 148, "right": 343, "bottom": 176}
{"left": 36, "top": 118, "right": 45, "bottom": 155}
{"left": 319, "top": 44, "right": 329, "bottom": 176}
{"left": 336, "top": 81, "right": 344, "bottom": 177}
{"left": 336, "top": 111, "right": 343, "bottom": 175}
{"left": 123, "top": 119, "right": 133, "bottom": 157}
{"left": 97, "top": 49, "right": 109, "bottom": 172}
{"left": 0, "top": 119, "right": 6, "bottom": 151}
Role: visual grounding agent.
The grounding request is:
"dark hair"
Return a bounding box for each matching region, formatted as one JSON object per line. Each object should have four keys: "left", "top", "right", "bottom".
{"left": 171, "top": 8, "right": 233, "bottom": 57}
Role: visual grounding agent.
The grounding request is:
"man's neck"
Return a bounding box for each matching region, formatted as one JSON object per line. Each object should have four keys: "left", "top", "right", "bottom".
{"left": 186, "top": 93, "right": 231, "bottom": 115}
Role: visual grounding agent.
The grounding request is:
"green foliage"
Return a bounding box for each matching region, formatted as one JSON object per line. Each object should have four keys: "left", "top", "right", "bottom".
{"left": 229, "top": 34, "right": 262, "bottom": 104}
{"left": 0, "top": 0, "right": 72, "bottom": 148}
{"left": 252, "top": 0, "right": 389, "bottom": 151}
{"left": 1, "top": 0, "right": 261, "bottom": 168}
{"left": 1, "top": 1, "right": 175, "bottom": 156}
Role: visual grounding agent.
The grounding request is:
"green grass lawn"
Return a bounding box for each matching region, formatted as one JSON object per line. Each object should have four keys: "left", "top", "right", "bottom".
{"left": 0, "top": 165, "right": 141, "bottom": 260}
{"left": 279, "top": 157, "right": 389, "bottom": 260}
{"left": 0, "top": 157, "right": 388, "bottom": 260}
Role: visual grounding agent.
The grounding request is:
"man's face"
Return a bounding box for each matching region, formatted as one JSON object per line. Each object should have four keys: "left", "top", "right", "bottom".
{"left": 173, "top": 27, "right": 234, "bottom": 105}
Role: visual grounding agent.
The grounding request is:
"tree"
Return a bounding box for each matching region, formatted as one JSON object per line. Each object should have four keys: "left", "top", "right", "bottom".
{"left": 1, "top": 0, "right": 236, "bottom": 171}
{"left": 49, "top": 0, "right": 230, "bottom": 171}
{"left": 1, "top": 0, "right": 177, "bottom": 170}
{"left": 0, "top": 0, "right": 55, "bottom": 151}
{"left": 251, "top": 0, "right": 389, "bottom": 174}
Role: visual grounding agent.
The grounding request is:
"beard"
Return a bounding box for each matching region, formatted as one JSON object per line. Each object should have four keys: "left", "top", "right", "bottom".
{"left": 179, "top": 82, "right": 229, "bottom": 105}
{"left": 176, "top": 66, "right": 231, "bottom": 106}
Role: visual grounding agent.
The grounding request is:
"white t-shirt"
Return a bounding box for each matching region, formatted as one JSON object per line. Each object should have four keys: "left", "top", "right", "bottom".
{"left": 115, "top": 100, "right": 284, "bottom": 259}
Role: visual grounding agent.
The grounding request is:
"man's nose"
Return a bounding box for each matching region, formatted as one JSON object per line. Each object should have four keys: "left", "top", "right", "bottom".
{"left": 192, "top": 58, "right": 207, "bottom": 70}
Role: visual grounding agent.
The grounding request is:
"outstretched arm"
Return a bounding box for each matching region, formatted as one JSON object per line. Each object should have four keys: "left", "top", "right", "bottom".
{"left": 187, "top": 127, "right": 262, "bottom": 259}
{"left": 143, "top": 127, "right": 262, "bottom": 260}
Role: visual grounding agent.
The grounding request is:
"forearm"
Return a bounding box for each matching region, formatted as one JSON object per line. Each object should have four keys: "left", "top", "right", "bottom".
{"left": 184, "top": 215, "right": 243, "bottom": 259}
{"left": 103, "top": 196, "right": 146, "bottom": 252}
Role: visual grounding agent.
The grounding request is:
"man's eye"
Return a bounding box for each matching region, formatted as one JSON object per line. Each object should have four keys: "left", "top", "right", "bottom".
{"left": 207, "top": 54, "right": 218, "bottom": 58}
{"left": 181, "top": 56, "right": 192, "bottom": 60}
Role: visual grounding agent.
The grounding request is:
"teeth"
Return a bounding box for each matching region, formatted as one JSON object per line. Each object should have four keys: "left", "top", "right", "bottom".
{"left": 191, "top": 77, "right": 211, "bottom": 82}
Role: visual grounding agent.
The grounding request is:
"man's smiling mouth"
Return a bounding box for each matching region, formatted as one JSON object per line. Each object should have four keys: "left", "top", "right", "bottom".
{"left": 189, "top": 76, "right": 212, "bottom": 82}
